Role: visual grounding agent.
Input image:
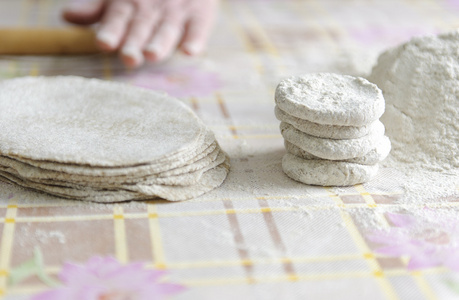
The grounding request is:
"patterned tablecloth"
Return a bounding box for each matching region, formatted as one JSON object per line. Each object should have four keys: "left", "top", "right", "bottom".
{"left": 1, "top": 0, "right": 459, "bottom": 299}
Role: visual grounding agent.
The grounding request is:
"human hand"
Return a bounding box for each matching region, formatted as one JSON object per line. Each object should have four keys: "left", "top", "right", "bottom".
{"left": 63, "top": 0, "right": 218, "bottom": 68}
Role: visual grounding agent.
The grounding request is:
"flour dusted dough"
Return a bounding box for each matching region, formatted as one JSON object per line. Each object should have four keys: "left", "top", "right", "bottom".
{"left": 0, "top": 156, "right": 230, "bottom": 202}
{"left": 368, "top": 30, "right": 459, "bottom": 172}
{"left": 0, "top": 150, "right": 226, "bottom": 186}
{"left": 0, "top": 76, "right": 230, "bottom": 202}
{"left": 8, "top": 134, "right": 218, "bottom": 178}
{"left": 284, "top": 135, "right": 391, "bottom": 165}
{"left": 280, "top": 121, "right": 385, "bottom": 160}
{"left": 275, "top": 106, "right": 379, "bottom": 139}
{"left": 0, "top": 76, "right": 206, "bottom": 166}
{"left": 275, "top": 73, "right": 385, "bottom": 126}
{"left": 282, "top": 153, "right": 379, "bottom": 186}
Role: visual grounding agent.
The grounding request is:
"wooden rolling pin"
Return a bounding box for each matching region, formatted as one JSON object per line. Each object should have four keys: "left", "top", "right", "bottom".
{"left": 0, "top": 27, "right": 100, "bottom": 55}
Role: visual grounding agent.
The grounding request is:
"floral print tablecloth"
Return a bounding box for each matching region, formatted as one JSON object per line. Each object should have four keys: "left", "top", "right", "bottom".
{"left": 1, "top": 0, "right": 459, "bottom": 299}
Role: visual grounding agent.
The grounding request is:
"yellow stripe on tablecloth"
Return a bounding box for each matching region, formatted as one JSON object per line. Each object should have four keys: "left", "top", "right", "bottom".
{"left": 238, "top": 2, "right": 287, "bottom": 75}
{"left": 103, "top": 55, "right": 113, "bottom": 80}
{"left": 215, "top": 93, "right": 238, "bottom": 138}
{"left": 148, "top": 204, "right": 167, "bottom": 270}
{"left": 29, "top": 65, "right": 39, "bottom": 76}
{"left": 356, "top": 184, "right": 439, "bottom": 300}
{"left": 325, "top": 187, "right": 399, "bottom": 300}
{"left": 39, "top": 253, "right": 400, "bottom": 274}
{"left": 36, "top": 253, "right": 386, "bottom": 274}
{"left": 3, "top": 200, "right": 438, "bottom": 223}
{"left": 5, "top": 266, "right": 449, "bottom": 295}
{"left": 180, "top": 267, "right": 444, "bottom": 287}
{"left": 17, "top": 255, "right": 449, "bottom": 288}
{"left": 354, "top": 185, "right": 377, "bottom": 208}
{"left": 0, "top": 196, "right": 18, "bottom": 296}
{"left": 292, "top": 0, "right": 338, "bottom": 49}
{"left": 113, "top": 205, "right": 128, "bottom": 264}
{"left": 222, "top": 0, "right": 264, "bottom": 74}
{"left": 411, "top": 272, "right": 439, "bottom": 300}
{"left": 309, "top": 0, "right": 351, "bottom": 42}
{"left": 6, "top": 62, "right": 18, "bottom": 78}
{"left": 240, "top": 3, "right": 280, "bottom": 57}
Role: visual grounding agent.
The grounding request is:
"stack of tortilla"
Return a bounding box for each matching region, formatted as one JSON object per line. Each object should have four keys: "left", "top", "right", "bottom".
{"left": 275, "top": 73, "right": 390, "bottom": 186}
{"left": 0, "top": 76, "right": 229, "bottom": 202}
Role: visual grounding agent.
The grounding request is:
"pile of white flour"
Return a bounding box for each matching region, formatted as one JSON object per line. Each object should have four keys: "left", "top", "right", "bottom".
{"left": 368, "top": 30, "right": 459, "bottom": 202}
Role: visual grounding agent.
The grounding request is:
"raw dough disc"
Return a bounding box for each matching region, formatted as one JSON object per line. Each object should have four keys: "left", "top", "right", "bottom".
{"left": 275, "top": 106, "right": 379, "bottom": 139}
{"left": 0, "top": 141, "right": 221, "bottom": 183}
{"left": 0, "top": 171, "right": 148, "bottom": 202}
{"left": 1, "top": 150, "right": 227, "bottom": 187}
{"left": 11, "top": 132, "right": 217, "bottom": 178}
{"left": 0, "top": 157, "right": 230, "bottom": 202}
{"left": 0, "top": 76, "right": 207, "bottom": 166}
{"left": 282, "top": 153, "right": 379, "bottom": 186}
{"left": 280, "top": 122, "right": 385, "bottom": 160}
{"left": 284, "top": 135, "right": 391, "bottom": 165}
{"left": 275, "top": 73, "right": 385, "bottom": 126}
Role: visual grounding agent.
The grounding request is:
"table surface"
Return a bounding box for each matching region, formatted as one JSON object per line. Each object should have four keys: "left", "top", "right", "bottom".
{"left": 1, "top": 0, "right": 459, "bottom": 299}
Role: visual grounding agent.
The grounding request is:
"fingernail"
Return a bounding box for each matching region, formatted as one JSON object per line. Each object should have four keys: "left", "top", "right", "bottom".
{"left": 184, "top": 42, "right": 202, "bottom": 55}
{"left": 122, "top": 46, "right": 144, "bottom": 66}
{"left": 97, "top": 31, "right": 117, "bottom": 49}
{"left": 146, "top": 42, "right": 161, "bottom": 55}
{"left": 145, "top": 42, "right": 162, "bottom": 61}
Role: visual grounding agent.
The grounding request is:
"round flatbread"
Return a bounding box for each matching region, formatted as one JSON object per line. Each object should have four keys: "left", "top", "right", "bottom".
{"left": 275, "top": 106, "right": 379, "bottom": 139}
{"left": 280, "top": 122, "right": 385, "bottom": 160}
{"left": 284, "top": 135, "right": 391, "bottom": 165}
{"left": 0, "top": 157, "right": 230, "bottom": 202}
{"left": 282, "top": 153, "right": 379, "bottom": 186}
{"left": 0, "top": 76, "right": 206, "bottom": 166}
{"left": 0, "top": 147, "right": 225, "bottom": 186}
{"left": 275, "top": 73, "right": 385, "bottom": 126}
{"left": 8, "top": 132, "right": 218, "bottom": 178}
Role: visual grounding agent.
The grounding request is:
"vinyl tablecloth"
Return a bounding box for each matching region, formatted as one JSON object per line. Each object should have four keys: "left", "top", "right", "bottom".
{"left": 1, "top": 0, "right": 459, "bottom": 299}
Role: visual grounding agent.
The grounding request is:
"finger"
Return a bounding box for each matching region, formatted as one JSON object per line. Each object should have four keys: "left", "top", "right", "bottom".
{"left": 120, "top": 10, "right": 160, "bottom": 68}
{"left": 144, "top": 18, "right": 185, "bottom": 62}
{"left": 96, "top": 0, "right": 135, "bottom": 51}
{"left": 180, "top": 11, "right": 216, "bottom": 56}
{"left": 62, "top": 0, "right": 106, "bottom": 25}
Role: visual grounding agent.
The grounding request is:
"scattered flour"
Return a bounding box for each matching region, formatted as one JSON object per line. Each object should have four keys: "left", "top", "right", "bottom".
{"left": 17, "top": 226, "right": 67, "bottom": 246}
{"left": 34, "top": 229, "right": 66, "bottom": 244}
{"left": 368, "top": 30, "right": 459, "bottom": 203}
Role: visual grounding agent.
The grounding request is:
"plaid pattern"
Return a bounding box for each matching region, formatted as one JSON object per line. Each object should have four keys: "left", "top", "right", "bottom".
{"left": 1, "top": 0, "right": 459, "bottom": 299}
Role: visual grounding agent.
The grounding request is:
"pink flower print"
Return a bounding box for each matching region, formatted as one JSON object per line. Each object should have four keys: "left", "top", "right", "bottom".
{"left": 31, "top": 256, "right": 186, "bottom": 300}
{"left": 119, "top": 66, "right": 222, "bottom": 98}
{"left": 367, "top": 210, "right": 459, "bottom": 270}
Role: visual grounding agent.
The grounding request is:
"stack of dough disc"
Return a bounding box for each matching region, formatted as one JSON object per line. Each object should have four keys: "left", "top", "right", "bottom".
{"left": 275, "top": 73, "right": 390, "bottom": 186}
{"left": 0, "top": 76, "right": 230, "bottom": 202}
